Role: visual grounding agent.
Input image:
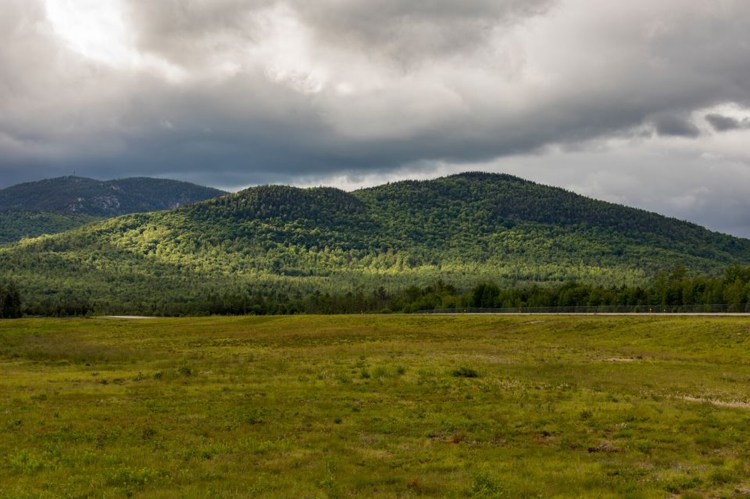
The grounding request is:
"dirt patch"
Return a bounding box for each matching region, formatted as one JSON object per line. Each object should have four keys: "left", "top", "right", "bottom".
{"left": 680, "top": 396, "right": 750, "bottom": 409}
{"left": 588, "top": 441, "right": 618, "bottom": 453}
{"left": 104, "top": 316, "right": 155, "bottom": 320}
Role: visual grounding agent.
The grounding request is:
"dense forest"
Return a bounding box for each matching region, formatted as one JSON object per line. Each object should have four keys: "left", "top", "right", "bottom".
{"left": 0, "top": 281, "right": 21, "bottom": 318}
{"left": 0, "top": 176, "right": 225, "bottom": 244}
{"left": 167, "top": 265, "right": 750, "bottom": 315}
{"left": 0, "top": 211, "right": 100, "bottom": 244}
{"left": 2, "top": 172, "right": 750, "bottom": 316}
{"left": 0, "top": 176, "right": 225, "bottom": 216}
{"left": 8, "top": 265, "right": 750, "bottom": 317}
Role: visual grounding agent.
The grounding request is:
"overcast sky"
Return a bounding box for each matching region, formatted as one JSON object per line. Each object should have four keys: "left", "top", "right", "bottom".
{"left": 2, "top": 0, "right": 750, "bottom": 236}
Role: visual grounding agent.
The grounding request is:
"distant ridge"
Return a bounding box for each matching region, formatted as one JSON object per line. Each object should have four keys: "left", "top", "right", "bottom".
{"left": 0, "top": 176, "right": 226, "bottom": 243}
{"left": 0, "top": 176, "right": 226, "bottom": 216}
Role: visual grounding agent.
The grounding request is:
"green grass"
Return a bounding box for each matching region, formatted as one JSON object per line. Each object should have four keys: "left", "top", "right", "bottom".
{"left": 1, "top": 315, "right": 750, "bottom": 497}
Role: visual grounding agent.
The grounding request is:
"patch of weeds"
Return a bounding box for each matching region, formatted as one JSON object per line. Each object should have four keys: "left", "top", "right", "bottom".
{"left": 141, "top": 427, "right": 157, "bottom": 440}
{"left": 396, "top": 365, "right": 407, "bottom": 375}
{"left": 360, "top": 369, "right": 371, "bottom": 379}
{"left": 587, "top": 441, "right": 618, "bottom": 453}
{"left": 412, "top": 406, "right": 427, "bottom": 420}
{"left": 471, "top": 472, "right": 503, "bottom": 497}
{"left": 105, "top": 467, "right": 162, "bottom": 488}
{"left": 407, "top": 478, "right": 423, "bottom": 492}
{"left": 8, "top": 450, "right": 45, "bottom": 473}
{"left": 663, "top": 474, "right": 702, "bottom": 494}
{"left": 452, "top": 367, "right": 480, "bottom": 378}
{"left": 710, "top": 468, "right": 737, "bottom": 485}
{"left": 245, "top": 409, "right": 265, "bottom": 425}
{"left": 695, "top": 431, "right": 726, "bottom": 450}
{"left": 451, "top": 433, "right": 467, "bottom": 444}
{"left": 633, "top": 440, "right": 654, "bottom": 455}
{"left": 318, "top": 460, "right": 337, "bottom": 490}
{"left": 579, "top": 409, "right": 593, "bottom": 420}
{"left": 178, "top": 366, "right": 193, "bottom": 377}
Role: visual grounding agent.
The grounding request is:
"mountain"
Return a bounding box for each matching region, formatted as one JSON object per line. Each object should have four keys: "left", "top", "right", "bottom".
{"left": 0, "top": 176, "right": 226, "bottom": 216}
{"left": 0, "top": 176, "right": 226, "bottom": 243}
{"left": 1, "top": 172, "right": 749, "bottom": 315}
{"left": 0, "top": 211, "right": 100, "bottom": 244}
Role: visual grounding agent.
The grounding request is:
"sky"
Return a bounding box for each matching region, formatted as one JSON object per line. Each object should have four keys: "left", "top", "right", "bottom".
{"left": 2, "top": 0, "right": 750, "bottom": 236}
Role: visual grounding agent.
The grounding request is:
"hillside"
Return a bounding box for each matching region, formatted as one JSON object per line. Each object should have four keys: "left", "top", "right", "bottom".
{"left": 0, "top": 211, "right": 100, "bottom": 244}
{"left": 0, "top": 176, "right": 226, "bottom": 216}
{"left": 2, "top": 172, "right": 749, "bottom": 314}
{"left": 0, "top": 176, "right": 226, "bottom": 243}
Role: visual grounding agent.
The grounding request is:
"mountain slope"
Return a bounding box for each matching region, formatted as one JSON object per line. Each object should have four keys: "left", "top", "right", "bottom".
{"left": 0, "top": 176, "right": 226, "bottom": 243}
{"left": 0, "top": 211, "right": 100, "bottom": 244}
{"left": 0, "top": 176, "right": 226, "bottom": 216}
{"left": 2, "top": 172, "right": 749, "bottom": 315}
{"left": 354, "top": 172, "right": 745, "bottom": 263}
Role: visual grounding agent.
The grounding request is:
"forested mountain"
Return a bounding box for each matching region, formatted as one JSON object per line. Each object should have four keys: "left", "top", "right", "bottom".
{"left": 0, "top": 176, "right": 225, "bottom": 243}
{"left": 0, "top": 211, "right": 100, "bottom": 244}
{"left": 1, "top": 172, "right": 749, "bottom": 315}
{"left": 0, "top": 176, "right": 225, "bottom": 216}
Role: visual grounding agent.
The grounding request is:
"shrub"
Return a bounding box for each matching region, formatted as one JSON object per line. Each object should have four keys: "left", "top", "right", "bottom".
{"left": 452, "top": 367, "right": 479, "bottom": 378}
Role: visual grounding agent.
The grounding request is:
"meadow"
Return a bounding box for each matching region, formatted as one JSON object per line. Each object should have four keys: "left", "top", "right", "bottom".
{"left": 1, "top": 314, "right": 749, "bottom": 497}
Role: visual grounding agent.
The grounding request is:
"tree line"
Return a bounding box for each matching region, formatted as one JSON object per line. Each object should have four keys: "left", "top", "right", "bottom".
{"left": 190, "top": 264, "right": 750, "bottom": 315}
{"left": 6, "top": 265, "right": 750, "bottom": 317}
{"left": 0, "top": 282, "right": 21, "bottom": 318}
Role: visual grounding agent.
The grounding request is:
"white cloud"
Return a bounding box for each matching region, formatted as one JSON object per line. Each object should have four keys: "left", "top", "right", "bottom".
{"left": 45, "top": 0, "right": 186, "bottom": 81}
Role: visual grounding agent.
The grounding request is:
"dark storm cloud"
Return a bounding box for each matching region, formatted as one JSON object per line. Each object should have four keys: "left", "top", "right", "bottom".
{"left": 705, "top": 113, "right": 750, "bottom": 132}
{"left": 2, "top": 0, "right": 750, "bottom": 235}
{"left": 292, "top": 0, "right": 555, "bottom": 67}
{"left": 4, "top": 0, "right": 566, "bottom": 186}
{"left": 127, "top": 0, "right": 555, "bottom": 67}
{"left": 652, "top": 114, "right": 701, "bottom": 138}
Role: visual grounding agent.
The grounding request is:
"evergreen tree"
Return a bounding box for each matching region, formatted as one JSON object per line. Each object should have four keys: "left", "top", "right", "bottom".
{"left": 0, "top": 282, "right": 22, "bottom": 318}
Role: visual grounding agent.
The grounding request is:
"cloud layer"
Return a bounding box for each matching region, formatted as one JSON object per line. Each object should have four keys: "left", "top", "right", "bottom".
{"left": 2, "top": 0, "right": 750, "bottom": 235}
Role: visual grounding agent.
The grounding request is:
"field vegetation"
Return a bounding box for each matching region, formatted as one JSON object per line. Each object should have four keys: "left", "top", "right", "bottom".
{"left": 1, "top": 315, "right": 749, "bottom": 497}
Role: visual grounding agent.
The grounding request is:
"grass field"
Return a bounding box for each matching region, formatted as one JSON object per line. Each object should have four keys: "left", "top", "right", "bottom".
{"left": 1, "top": 315, "right": 749, "bottom": 497}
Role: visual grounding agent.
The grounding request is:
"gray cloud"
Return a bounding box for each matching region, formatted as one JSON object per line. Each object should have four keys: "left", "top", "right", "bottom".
{"left": 651, "top": 114, "right": 701, "bottom": 138}
{"left": 127, "top": 0, "right": 556, "bottom": 69}
{"left": 705, "top": 113, "right": 750, "bottom": 131}
{"left": 2, "top": 0, "right": 750, "bottom": 234}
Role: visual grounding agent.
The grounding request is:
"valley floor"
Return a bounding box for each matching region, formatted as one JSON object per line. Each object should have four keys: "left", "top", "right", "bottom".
{"left": 1, "top": 315, "right": 749, "bottom": 497}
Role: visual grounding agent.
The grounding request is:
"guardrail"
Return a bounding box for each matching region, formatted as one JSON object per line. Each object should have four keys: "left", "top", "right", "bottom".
{"left": 415, "top": 304, "right": 750, "bottom": 314}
